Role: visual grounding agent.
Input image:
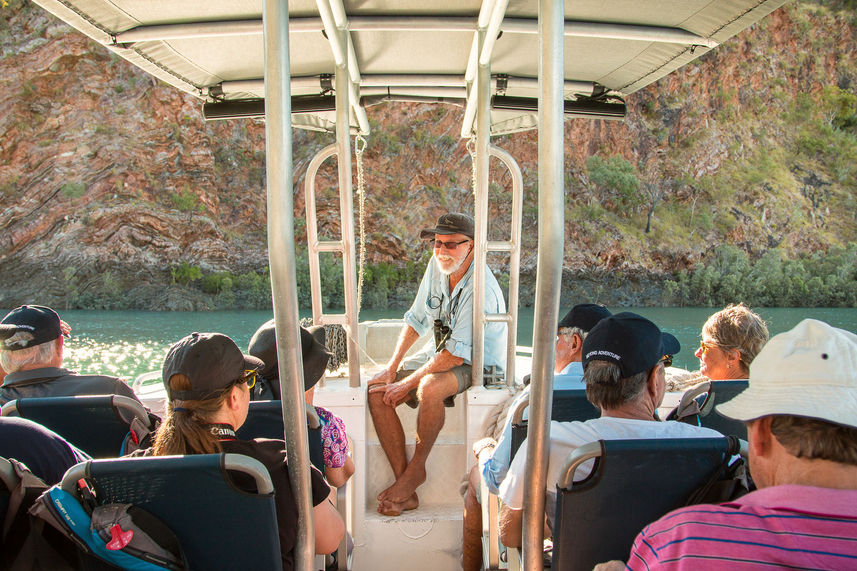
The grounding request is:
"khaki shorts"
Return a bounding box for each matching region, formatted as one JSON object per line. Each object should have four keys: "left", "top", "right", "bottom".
{"left": 396, "top": 365, "right": 472, "bottom": 409}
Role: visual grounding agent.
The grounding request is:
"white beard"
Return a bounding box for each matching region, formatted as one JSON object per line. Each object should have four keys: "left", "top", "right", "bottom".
{"left": 436, "top": 254, "right": 465, "bottom": 275}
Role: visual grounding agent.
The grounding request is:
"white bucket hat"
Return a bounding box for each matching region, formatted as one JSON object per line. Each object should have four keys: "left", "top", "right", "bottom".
{"left": 716, "top": 318, "right": 857, "bottom": 429}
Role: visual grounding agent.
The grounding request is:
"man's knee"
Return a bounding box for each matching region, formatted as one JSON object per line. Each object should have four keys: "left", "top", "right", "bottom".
{"left": 416, "top": 373, "right": 457, "bottom": 403}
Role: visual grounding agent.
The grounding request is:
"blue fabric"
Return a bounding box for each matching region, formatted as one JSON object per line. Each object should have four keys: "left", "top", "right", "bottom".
{"left": 402, "top": 257, "right": 507, "bottom": 370}
{"left": 45, "top": 488, "right": 171, "bottom": 571}
{"left": 0, "top": 417, "right": 90, "bottom": 485}
{"left": 481, "top": 362, "right": 585, "bottom": 494}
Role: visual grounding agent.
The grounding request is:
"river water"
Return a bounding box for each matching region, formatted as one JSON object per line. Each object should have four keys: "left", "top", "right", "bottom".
{"left": 5, "top": 307, "right": 856, "bottom": 382}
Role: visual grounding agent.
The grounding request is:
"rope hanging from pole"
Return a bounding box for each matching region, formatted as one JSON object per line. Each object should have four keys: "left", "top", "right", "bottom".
{"left": 467, "top": 135, "right": 478, "bottom": 202}
{"left": 355, "top": 134, "right": 368, "bottom": 315}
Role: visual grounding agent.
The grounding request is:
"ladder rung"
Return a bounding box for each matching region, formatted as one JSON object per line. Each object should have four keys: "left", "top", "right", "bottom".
{"left": 486, "top": 240, "right": 514, "bottom": 252}
{"left": 315, "top": 240, "right": 344, "bottom": 252}
{"left": 484, "top": 313, "right": 513, "bottom": 323}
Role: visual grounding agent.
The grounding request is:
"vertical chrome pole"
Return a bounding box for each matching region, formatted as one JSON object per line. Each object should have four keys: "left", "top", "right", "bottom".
{"left": 335, "top": 28, "right": 361, "bottom": 388}
{"left": 472, "top": 27, "right": 490, "bottom": 386}
{"left": 523, "top": 0, "right": 564, "bottom": 568}
{"left": 263, "top": 1, "right": 315, "bottom": 569}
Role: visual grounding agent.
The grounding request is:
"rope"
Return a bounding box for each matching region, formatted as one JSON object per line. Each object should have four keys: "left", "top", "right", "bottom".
{"left": 467, "top": 135, "right": 478, "bottom": 201}
{"left": 299, "top": 318, "right": 349, "bottom": 371}
{"left": 355, "top": 134, "right": 368, "bottom": 315}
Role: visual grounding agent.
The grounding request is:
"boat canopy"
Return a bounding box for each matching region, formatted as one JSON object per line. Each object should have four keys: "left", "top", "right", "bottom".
{"left": 33, "top": 0, "right": 785, "bottom": 136}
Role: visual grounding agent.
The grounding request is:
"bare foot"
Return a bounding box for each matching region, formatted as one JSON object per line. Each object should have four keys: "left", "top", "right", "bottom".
{"left": 378, "top": 464, "right": 427, "bottom": 503}
{"left": 378, "top": 493, "right": 419, "bottom": 516}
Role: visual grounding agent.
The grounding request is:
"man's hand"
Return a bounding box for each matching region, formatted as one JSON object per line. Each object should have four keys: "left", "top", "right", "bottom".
{"left": 379, "top": 378, "right": 415, "bottom": 407}
{"left": 367, "top": 367, "right": 396, "bottom": 389}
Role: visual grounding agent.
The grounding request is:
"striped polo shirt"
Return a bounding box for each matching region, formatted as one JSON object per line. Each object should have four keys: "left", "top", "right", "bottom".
{"left": 626, "top": 484, "right": 857, "bottom": 570}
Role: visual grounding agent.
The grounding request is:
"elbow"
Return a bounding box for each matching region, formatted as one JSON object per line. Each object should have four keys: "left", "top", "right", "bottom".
{"left": 325, "top": 457, "right": 355, "bottom": 488}
{"left": 313, "top": 502, "right": 345, "bottom": 555}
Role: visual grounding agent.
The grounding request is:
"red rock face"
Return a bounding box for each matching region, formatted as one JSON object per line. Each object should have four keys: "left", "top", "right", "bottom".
{"left": 0, "top": 3, "right": 854, "bottom": 309}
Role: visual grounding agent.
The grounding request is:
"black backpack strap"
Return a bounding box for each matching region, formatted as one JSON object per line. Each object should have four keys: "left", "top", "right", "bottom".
{"left": 2, "top": 459, "right": 48, "bottom": 541}
{"left": 684, "top": 435, "right": 746, "bottom": 506}
{"left": 9, "top": 518, "right": 76, "bottom": 571}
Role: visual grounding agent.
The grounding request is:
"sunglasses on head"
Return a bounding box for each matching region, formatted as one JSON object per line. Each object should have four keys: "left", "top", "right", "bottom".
{"left": 432, "top": 239, "right": 471, "bottom": 250}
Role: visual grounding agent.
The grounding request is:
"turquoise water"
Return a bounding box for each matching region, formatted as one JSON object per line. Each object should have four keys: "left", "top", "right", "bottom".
{"left": 4, "top": 307, "right": 856, "bottom": 381}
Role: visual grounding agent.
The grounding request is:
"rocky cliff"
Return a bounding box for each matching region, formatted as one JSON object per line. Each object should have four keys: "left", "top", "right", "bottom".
{"left": 1, "top": 1, "right": 855, "bottom": 310}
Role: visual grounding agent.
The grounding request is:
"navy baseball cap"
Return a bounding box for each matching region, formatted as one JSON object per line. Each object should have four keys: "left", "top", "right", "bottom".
{"left": 0, "top": 305, "right": 68, "bottom": 351}
{"left": 582, "top": 312, "right": 680, "bottom": 377}
{"left": 163, "top": 332, "right": 263, "bottom": 401}
{"left": 419, "top": 213, "right": 475, "bottom": 239}
{"left": 558, "top": 303, "right": 612, "bottom": 332}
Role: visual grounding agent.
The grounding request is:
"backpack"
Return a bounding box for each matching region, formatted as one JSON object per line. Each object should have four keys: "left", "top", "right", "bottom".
{"left": 684, "top": 435, "right": 754, "bottom": 506}
{"left": 13, "top": 480, "right": 187, "bottom": 571}
{"left": 1, "top": 458, "right": 50, "bottom": 568}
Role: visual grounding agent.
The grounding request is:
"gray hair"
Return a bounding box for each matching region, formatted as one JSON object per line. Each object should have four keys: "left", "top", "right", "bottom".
{"left": 584, "top": 360, "right": 649, "bottom": 410}
{"left": 0, "top": 340, "right": 58, "bottom": 373}
{"left": 558, "top": 326, "right": 587, "bottom": 341}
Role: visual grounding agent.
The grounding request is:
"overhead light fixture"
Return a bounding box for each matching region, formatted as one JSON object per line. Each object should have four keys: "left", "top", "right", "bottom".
{"left": 491, "top": 96, "right": 626, "bottom": 120}
{"left": 202, "top": 96, "right": 336, "bottom": 120}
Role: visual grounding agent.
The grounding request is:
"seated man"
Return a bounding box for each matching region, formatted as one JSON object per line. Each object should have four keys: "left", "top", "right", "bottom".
{"left": 498, "top": 312, "right": 722, "bottom": 547}
{"left": 0, "top": 416, "right": 90, "bottom": 485}
{"left": 598, "top": 319, "right": 857, "bottom": 570}
{"left": 0, "top": 305, "right": 139, "bottom": 405}
{"left": 462, "top": 303, "right": 610, "bottom": 571}
{"left": 367, "top": 212, "right": 507, "bottom": 516}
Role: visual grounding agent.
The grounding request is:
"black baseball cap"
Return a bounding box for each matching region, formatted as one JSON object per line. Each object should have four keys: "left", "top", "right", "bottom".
{"left": 558, "top": 303, "right": 611, "bottom": 332}
{"left": 582, "top": 312, "right": 680, "bottom": 377}
{"left": 419, "top": 213, "right": 475, "bottom": 239}
{"left": 247, "top": 320, "right": 332, "bottom": 390}
{"left": 0, "top": 305, "right": 68, "bottom": 351}
{"left": 163, "top": 332, "right": 263, "bottom": 401}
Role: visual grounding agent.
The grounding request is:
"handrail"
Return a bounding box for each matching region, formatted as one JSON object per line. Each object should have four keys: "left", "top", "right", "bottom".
{"left": 304, "top": 143, "right": 362, "bottom": 387}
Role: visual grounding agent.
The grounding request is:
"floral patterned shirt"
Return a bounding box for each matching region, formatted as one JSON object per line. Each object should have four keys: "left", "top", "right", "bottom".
{"left": 315, "top": 406, "right": 349, "bottom": 468}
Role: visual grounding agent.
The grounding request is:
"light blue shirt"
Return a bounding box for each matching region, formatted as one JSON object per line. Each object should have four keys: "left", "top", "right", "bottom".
{"left": 480, "top": 361, "right": 585, "bottom": 494}
{"left": 402, "top": 256, "right": 507, "bottom": 371}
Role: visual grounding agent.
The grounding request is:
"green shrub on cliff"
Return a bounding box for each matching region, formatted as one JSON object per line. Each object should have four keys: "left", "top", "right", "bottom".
{"left": 664, "top": 243, "right": 857, "bottom": 307}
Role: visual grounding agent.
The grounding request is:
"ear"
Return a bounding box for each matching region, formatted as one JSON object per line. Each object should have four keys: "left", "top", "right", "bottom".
{"left": 748, "top": 416, "right": 773, "bottom": 459}
{"left": 570, "top": 333, "right": 583, "bottom": 353}
{"left": 646, "top": 365, "right": 660, "bottom": 397}
{"left": 228, "top": 385, "right": 243, "bottom": 411}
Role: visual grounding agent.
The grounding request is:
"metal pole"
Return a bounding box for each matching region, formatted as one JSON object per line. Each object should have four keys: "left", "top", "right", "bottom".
{"left": 523, "top": 0, "right": 564, "bottom": 568}
{"left": 472, "top": 26, "right": 490, "bottom": 387}
{"left": 335, "top": 29, "right": 362, "bottom": 388}
{"left": 262, "top": 1, "right": 315, "bottom": 569}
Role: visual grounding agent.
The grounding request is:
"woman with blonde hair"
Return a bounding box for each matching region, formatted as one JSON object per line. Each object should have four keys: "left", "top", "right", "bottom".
{"left": 152, "top": 331, "right": 344, "bottom": 570}
{"left": 696, "top": 303, "right": 769, "bottom": 380}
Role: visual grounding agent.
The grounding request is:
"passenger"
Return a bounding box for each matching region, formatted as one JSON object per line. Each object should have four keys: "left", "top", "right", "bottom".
{"left": 597, "top": 319, "right": 857, "bottom": 570}
{"left": 248, "top": 320, "right": 355, "bottom": 488}
{"left": 695, "top": 303, "right": 769, "bottom": 381}
{"left": 462, "top": 303, "right": 611, "bottom": 571}
{"left": 367, "top": 212, "right": 507, "bottom": 516}
{"left": 0, "top": 416, "right": 90, "bottom": 485}
{"left": 498, "top": 312, "right": 722, "bottom": 547}
{"left": 150, "top": 332, "right": 344, "bottom": 570}
{"left": 0, "top": 305, "right": 139, "bottom": 405}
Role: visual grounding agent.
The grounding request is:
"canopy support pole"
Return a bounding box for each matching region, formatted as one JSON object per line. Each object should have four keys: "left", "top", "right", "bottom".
{"left": 263, "top": 1, "right": 315, "bottom": 569}
{"left": 523, "top": 0, "right": 564, "bottom": 568}
{"left": 472, "top": 25, "right": 490, "bottom": 386}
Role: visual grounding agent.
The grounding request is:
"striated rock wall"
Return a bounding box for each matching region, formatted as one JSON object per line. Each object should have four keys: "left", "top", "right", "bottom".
{"left": 1, "top": 1, "right": 855, "bottom": 310}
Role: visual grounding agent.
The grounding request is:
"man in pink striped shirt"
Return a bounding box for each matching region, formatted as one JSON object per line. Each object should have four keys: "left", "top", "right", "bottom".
{"left": 598, "top": 319, "right": 857, "bottom": 570}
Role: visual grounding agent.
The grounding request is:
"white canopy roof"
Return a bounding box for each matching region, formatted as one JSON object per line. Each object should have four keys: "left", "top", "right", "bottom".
{"left": 34, "top": 0, "right": 786, "bottom": 135}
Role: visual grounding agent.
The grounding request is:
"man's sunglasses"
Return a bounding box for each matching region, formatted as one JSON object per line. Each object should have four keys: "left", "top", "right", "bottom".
{"left": 432, "top": 239, "right": 471, "bottom": 250}
{"left": 660, "top": 355, "right": 673, "bottom": 368}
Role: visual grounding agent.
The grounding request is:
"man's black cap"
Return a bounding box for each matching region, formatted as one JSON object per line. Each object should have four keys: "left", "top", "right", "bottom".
{"left": 419, "top": 213, "right": 475, "bottom": 239}
{"left": 163, "top": 332, "right": 264, "bottom": 401}
{"left": 248, "top": 320, "right": 333, "bottom": 390}
{"left": 558, "top": 303, "right": 612, "bottom": 332}
{"left": 0, "top": 305, "right": 68, "bottom": 351}
{"left": 582, "top": 312, "right": 680, "bottom": 377}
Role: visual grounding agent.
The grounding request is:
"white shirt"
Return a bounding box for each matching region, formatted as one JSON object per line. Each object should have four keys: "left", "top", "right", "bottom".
{"left": 499, "top": 416, "right": 722, "bottom": 524}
